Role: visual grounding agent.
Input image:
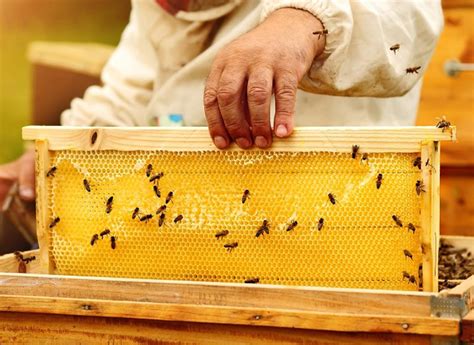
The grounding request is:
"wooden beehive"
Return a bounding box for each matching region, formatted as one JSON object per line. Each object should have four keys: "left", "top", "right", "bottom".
{"left": 22, "top": 126, "right": 456, "bottom": 292}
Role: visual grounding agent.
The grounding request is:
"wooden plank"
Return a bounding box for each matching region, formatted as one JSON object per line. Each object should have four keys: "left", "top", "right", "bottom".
{"left": 35, "top": 140, "right": 52, "bottom": 274}
{"left": 0, "top": 312, "right": 436, "bottom": 345}
{"left": 461, "top": 309, "right": 474, "bottom": 344}
{"left": 0, "top": 250, "right": 40, "bottom": 274}
{"left": 22, "top": 126, "right": 456, "bottom": 152}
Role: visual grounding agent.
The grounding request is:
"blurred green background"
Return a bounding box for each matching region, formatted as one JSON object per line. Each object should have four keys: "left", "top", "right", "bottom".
{"left": 0, "top": 0, "right": 130, "bottom": 164}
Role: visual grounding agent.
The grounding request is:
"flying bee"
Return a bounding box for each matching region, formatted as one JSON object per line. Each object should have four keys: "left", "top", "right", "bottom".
{"left": 376, "top": 173, "right": 383, "bottom": 189}
{"left": 242, "top": 189, "right": 250, "bottom": 204}
{"left": 159, "top": 213, "right": 165, "bottom": 227}
{"left": 404, "top": 249, "right": 413, "bottom": 260}
{"left": 100, "top": 229, "right": 111, "bottom": 239}
{"left": 156, "top": 205, "right": 167, "bottom": 215}
{"left": 390, "top": 43, "right": 400, "bottom": 54}
{"left": 416, "top": 180, "right": 426, "bottom": 196}
{"left": 215, "top": 230, "right": 229, "bottom": 239}
{"left": 14, "top": 251, "right": 23, "bottom": 262}
{"left": 83, "top": 179, "right": 91, "bottom": 192}
{"left": 23, "top": 256, "right": 36, "bottom": 264}
{"left": 318, "top": 218, "right": 324, "bottom": 231}
{"left": 402, "top": 271, "right": 410, "bottom": 281}
{"left": 406, "top": 66, "right": 421, "bottom": 74}
{"left": 312, "top": 29, "right": 328, "bottom": 39}
{"left": 361, "top": 152, "right": 369, "bottom": 164}
{"left": 132, "top": 207, "right": 140, "bottom": 219}
{"left": 105, "top": 196, "right": 113, "bottom": 214}
{"left": 407, "top": 223, "right": 416, "bottom": 233}
{"left": 174, "top": 215, "right": 183, "bottom": 223}
{"left": 165, "top": 191, "right": 174, "bottom": 204}
{"left": 149, "top": 172, "right": 164, "bottom": 183}
{"left": 146, "top": 164, "right": 153, "bottom": 177}
{"left": 224, "top": 242, "right": 238, "bottom": 252}
{"left": 46, "top": 166, "right": 57, "bottom": 177}
{"left": 413, "top": 157, "right": 422, "bottom": 170}
{"left": 90, "top": 234, "right": 99, "bottom": 246}
{"left": 409, "top": 275, "right": 417, "bottom": 285}
{"left": 245, "top": 277, "right": 259, "bottom": 284}
{"left": 286, "top": 220, "right": 298, "bottom": 232}
{"left": 111, "top": 236, "right": 117, "bottom": 249}
{"left": 49, "top": 217, "right": 60, "bottom": 228}
{"left": 392, "top": 215, "right": 403, "bottom": 227}
{"left": 435, "top": 116, "right": 451, "bottom": 132}
{"left": 140, "top": 214, "right": 153, "bottom": 223}
{"left": 328, "top": 193, "right": 337, "bottom": 205}
{"left": 153, "top": 185, "right": 161, "bottom": 198}
{"left": 351, "top": 145, "right": 359, "bottom": 159}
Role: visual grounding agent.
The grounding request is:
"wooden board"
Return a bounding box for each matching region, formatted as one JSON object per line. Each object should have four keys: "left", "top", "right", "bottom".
{"left": 22, "top": 126, "right": 456, "bottom": 152}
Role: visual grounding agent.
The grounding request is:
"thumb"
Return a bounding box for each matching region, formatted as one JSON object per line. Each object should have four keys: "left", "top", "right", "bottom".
{"left": 18, "top": 150, "right": 36, "bottom": 201}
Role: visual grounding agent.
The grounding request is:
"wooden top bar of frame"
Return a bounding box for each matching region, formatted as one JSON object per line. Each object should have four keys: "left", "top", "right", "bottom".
{"left": 23, "top": 126, "right": 456, "bottom": 152}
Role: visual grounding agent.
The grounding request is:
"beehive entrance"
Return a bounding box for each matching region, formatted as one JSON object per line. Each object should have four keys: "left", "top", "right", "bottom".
{"left": 46, "top": 149, "right": 422, "bottom": 290}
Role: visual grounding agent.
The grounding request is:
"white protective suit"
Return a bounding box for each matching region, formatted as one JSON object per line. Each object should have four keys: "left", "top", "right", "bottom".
{"left": 61, "top": 0, "right": 443, "bottom": 128}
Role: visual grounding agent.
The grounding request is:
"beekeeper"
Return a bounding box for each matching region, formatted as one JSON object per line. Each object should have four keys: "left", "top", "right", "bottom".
{"left": 0, "top": 0, "right": 443, "bottom": 203}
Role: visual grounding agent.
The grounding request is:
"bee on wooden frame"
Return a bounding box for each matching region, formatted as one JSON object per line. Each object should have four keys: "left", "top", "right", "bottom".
{"left": 435, "top": 116, "right": 451, "bottom": 132}
{"left": 23, "top": 256, "right": 36, "bottom": 264}
{"left": 245, "top": 277, "right": 259, "bottom": 284}
{"left": 351, "top": 145, "right": 359, "bottom": 159}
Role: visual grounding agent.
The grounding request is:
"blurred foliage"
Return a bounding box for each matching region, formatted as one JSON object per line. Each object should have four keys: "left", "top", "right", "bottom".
{"left": 0, "top": 0, "right": 131, "bottom": 164}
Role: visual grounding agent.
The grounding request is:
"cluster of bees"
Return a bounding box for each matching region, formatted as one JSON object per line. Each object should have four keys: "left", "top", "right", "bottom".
{"left": 438, "top": 240, "right": 473, "bottom": 291}
{"left": 13, "top": 251, "right": 36, "bottom": 273}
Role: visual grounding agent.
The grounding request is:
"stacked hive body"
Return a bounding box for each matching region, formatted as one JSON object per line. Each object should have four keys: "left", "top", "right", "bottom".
{"left": 23, "top": 126, "right": 456, "bottom": 292}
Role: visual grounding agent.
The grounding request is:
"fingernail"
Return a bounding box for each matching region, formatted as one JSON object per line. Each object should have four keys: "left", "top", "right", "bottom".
{"left": 19, "top": 186, "right": 34, "bottom": 200}
{"left": 235, "top": 137, "right": 251, "bottom": 148}
{"left": 255, "top": 136, "right": 268, "bottom": 148}
{"left": 214, "top": 136, "right": 227, "bottom": 149}
{"left": 276, "top": 125, "right": 288, "bottom": 137}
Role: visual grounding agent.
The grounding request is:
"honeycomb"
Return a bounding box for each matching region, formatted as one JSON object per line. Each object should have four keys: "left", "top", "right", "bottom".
{"left": 46, "top": 149, "right": 424, "bottom": 291}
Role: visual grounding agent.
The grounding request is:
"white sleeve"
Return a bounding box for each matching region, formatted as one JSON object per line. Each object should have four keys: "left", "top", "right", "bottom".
{"left": 261, "top": 0, "right": 443, "bottom": 97}
{"left": 61, "top": 0, "right": 158, "bottom": 126}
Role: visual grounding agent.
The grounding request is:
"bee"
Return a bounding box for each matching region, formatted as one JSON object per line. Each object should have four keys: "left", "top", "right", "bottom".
{"left": 404, "top": 249, "right": 413, "bottom": 260}
{"left": 83, "top": 179, "right": 91, "bottom": 192}
{"left": 153, "top": 185, "right": 161, "bottom": 198}
{"left": 406, "top": 66, "right": 421, "bottom": 74}
{"left": 312, "top": 29, "right": 328, "bottom": 39}
{"left": 90, "top": 234, "right": 99, "bottom": 246}
{"left": 409, "top": 275, "right": 417, "bottom": 285}
{"left": 392, "top": 215, "right": 403, "bottom": 227}
{"left": 100, "top": 229, "right": 111, "bottom": 239}
{"left": 146, "top": 164, "right": 153, "bottom": 177}
{"left": 318, "top": 218, "right": 324, "bottom": 231}
{"left": 245, "top": 277, "right": 260, "bottom": 284}
{"left": 215, "top": 230, "right": 229, "bottom": 239}
{"left": 376, "top": 173, "right": 383, "bottom": 189}
{"left": 159, "top": 213, "right": 165, "bottom": 227}
{"left": 165, "top": 191, "right": 174, "bottom": 204}
{"left": 435, "top": 116, "right": 451, "bottom": 132}
{"left": 18, "top": 261, "right": 27, "bottom": 273}
{"left": 140, "top": 214, "right": 153, "bottom": 223}
{"left": 106, "top": 196, "right": 113, "bottom": 214}
{"left": 416, "top": 180, "right": 426, "bottom": 196}
{"left": 413, "top": 157, "right": 422, "bottom": 170}
{"left": 149, "top": 172, "right": 164, "bottom": 183}
{"left": 328, "top": 193, "right": 337, "bottom": 205}
{"left": 361, "top": 152, "right": 369, "bottom": 164}
{"left": 256, "top": 220, "right": 269, "bottom": 238}
{"left": 407, "top": 223, "right": 416, "bottom": 233}
{"left": 132, "top": 207, "right": 140, "bottom": 219}
{"left": 46, "top": 166, "right": 57, "bottom": 177}
{"left": 351, "top": 145, "right": 359, "bottom": 159}
{"left": 14, "top": 251, "right": 23, "bottom": 261}
{"left": 390, "top": 43, "right": 400, "bottom": 54}
{"left": 286, "top": 220, "right": 298, "bottom": 232}
{"left": 224, "top": 242, "right": 238, "bottom": 252}
{"left": 156, "top": 205, "right": 167, "bottom": 215}
{"left": 242, "top": 189, "right": 250, "bottom": 204}
{"left": 402, "top": 271, "right": 410, "bottom": 281}
{"left": 23, "top": 256, "right": 36, "bottom": 264}
{"left": 425, "top": 158, "right": 436, "bottom": 172}
{"left": 111, "top": 236, "right": 117, "bottom": 250}
{"left": 174, "top": 215, "right": 183, "bottom": 223}
{"left": 91, "top": 131, "right": 98, "bottom": 145}
{"left": 49, "top": 217, "right": 60, "bottom": 228}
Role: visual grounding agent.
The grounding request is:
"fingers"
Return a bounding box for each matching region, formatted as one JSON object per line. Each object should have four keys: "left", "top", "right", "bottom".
{"left": 273, "top": 71, "right": 298, "bottom": 138}
{"left": 216, "top": 68, "right": 252, "bottom": 149}
{"left": 247, "top": 67, "right": 273, "bottom": 148}
{"left": 18, "top": 150, "right": 35, "bottom": 201}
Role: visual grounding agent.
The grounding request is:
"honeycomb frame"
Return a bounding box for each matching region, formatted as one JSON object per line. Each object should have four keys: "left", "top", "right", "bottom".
{"left": 23, "top": 126, "right": 456, "bottom": 292}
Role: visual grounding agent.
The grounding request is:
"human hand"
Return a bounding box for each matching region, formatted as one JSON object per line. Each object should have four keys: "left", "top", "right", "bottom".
{"left": 204, "top": 8, "right": 326, "bottom": 149}
{"left": 0, "top": 149, "right": 35, "bottom": 206}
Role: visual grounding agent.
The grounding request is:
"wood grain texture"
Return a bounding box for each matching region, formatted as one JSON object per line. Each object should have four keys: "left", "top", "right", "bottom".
{"left": 0, "top": 312, "right": 438, "bottom": 345}
{"left": 0, "top": 250, "right": 40, "bottom": 274}
{"left": 22, "top": 126, "right": 456, "bottom": 152}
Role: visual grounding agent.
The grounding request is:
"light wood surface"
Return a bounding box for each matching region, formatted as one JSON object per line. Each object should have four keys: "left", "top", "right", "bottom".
{"left": 0, "top": 250, "right": 40, "bottom": 274}
{"left": 22, "top": 126, "right": 456, "bottom": 152}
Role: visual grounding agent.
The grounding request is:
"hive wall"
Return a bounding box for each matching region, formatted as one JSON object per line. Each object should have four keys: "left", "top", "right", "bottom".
{"left": 44, "top": 149, "right": 425, "bottom": 291}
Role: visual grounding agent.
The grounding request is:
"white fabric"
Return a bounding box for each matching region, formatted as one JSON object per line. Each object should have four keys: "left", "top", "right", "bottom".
{"left": 61, "top": 0, "right": 443, "bottom": 128}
